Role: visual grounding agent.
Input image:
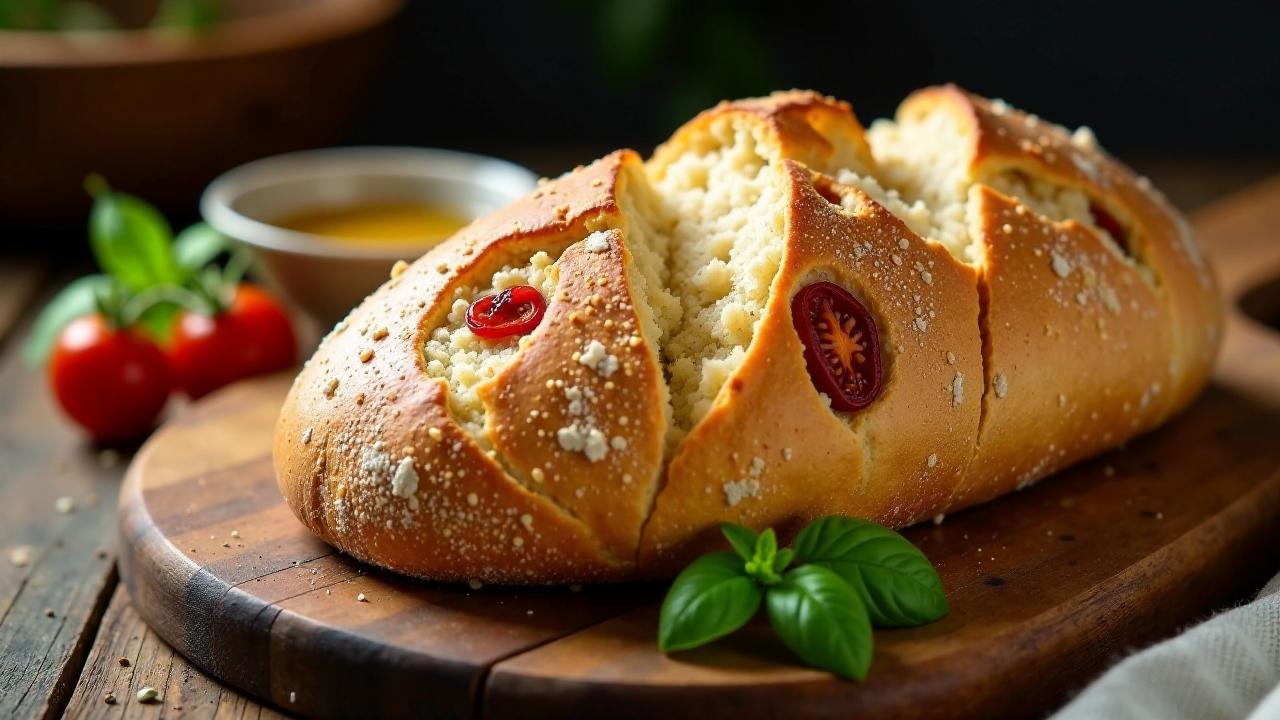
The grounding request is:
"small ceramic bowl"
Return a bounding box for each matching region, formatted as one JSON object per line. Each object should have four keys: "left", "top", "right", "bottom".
{"left": 201, "top": 146, "right": 538, "bottom": 331}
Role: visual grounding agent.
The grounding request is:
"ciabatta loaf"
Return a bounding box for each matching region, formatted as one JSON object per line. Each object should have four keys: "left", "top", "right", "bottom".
{"left": 273, "top": 87, "right": 1220, "bottom": 583}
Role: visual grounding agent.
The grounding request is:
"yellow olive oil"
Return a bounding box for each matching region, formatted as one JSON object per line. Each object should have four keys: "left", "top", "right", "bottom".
{"left": 275, "top": 202, "right": 469, "bottom": 245}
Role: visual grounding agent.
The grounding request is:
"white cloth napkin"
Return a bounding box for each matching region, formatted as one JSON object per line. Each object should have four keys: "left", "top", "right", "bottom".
{"left": 1052, "top": 572, "right": 1280, "bottom": 720}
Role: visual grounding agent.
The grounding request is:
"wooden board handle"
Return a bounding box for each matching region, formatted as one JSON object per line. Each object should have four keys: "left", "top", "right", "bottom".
{"left": 1194, "top": 177, "right": 1280, "bottom": 404}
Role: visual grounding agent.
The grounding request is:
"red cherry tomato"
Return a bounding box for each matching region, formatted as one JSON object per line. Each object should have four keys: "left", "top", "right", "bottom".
{"left": 167, "top": 284, "right": 297, "bottom": 399}
{"left": 791, "top": 281, "right": 882, "bottom": 412}
{"left": 49, "top": 315, "right": 172, "bottom": 442}
{"left": 465, "top": 285, "right": 547, "bottom": 339}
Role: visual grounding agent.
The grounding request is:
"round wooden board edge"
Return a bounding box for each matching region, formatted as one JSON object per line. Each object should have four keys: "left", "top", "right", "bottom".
{"left": 482, "top": 465, "right": 1280, "bottom": 719}
{"left": 114, "top": 377, "right": 591, "bottom": 718}
{"left": 116, "top": 392, "right": 281, "bottom": 704}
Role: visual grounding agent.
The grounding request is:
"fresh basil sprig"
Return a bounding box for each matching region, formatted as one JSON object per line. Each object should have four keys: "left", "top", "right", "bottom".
{"left": 173, "top": 221, "right": 234, "bottom": 270}
{"left": 657, "top": 516, "right": 947, "bottom": 680}
{"left": 767, "top": 564, "right": 873, "bottom": 680}
{"left": 794, "top": 516, "right": 949, "bottom": 627}
{"left": 658, "top": 553, "right": 763, "bottom": 652}
{"left": 23, "top": 177, "right": 236, "bottom": 365}
{"left": 86, "top": 175, "right": 185, "bottom": 292}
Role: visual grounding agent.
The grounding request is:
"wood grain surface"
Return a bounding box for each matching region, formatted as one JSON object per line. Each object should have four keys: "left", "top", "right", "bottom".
{"left": 0, "top": 262, "right": 128, "bottom": 720}
{"left": 62, "top": 585, "right": 290, "bottom": 719}
{"left": 106, "top": 175, "right": 1280, "bottom": 720}
{"left": 0, "top": 263, "right": 281, "bottom": 719}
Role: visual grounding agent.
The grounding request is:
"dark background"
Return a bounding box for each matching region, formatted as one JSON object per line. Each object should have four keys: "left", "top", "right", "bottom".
{"left": 351, "top": 0, "right": 1279, "bottom": 166}
{"left": 3, "top": 0, "right": 1277, "bottom": 241}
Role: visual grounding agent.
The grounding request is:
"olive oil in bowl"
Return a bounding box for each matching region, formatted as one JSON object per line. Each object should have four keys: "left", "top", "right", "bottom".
{"left": 202, "top": 146, "right": 537, "bottom": 327}
{"left": 275, "top": 202, "right": 469, "bottom": 246}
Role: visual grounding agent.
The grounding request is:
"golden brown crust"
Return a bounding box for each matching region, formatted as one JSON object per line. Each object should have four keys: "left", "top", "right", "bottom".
{"left": 954, "top": 186, "right": 1176, "bottom": 506}
{"left": 649, "top": 89, "right": 876, "bottom": 178}
{"left": 901, "top": 85, "right": 1221, "bottom": 421}
{"left": 274, "top": 87, "right": 1221, "bottom": 583}
{"left": 273, "top": 152, "right": 641, "bottom": 583}
{"left": 892, "top": 86, "right": 1221, "bottom": 507}
{"left": 637, "top": 163, "right": 984, "bottom": 574}
{"left": 479, "top": 228, "right": 667, "bottom": 562}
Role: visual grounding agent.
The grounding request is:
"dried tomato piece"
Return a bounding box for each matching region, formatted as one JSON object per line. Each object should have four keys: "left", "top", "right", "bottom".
{"left": 465, "top": 285, "right": 547, "bottom": 339}
{"left": 791, "top": 281, "right": 882, "bottom": 411}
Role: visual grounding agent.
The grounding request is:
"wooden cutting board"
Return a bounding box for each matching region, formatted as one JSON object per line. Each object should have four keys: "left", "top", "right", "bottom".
{"left": 118, "top": 178, "right": 1280, "bottom": 720}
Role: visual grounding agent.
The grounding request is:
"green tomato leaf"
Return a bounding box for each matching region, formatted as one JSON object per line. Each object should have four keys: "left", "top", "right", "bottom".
{"left": 721, "top": 523, "right": 758, "bottom": 561}
{"left": 133, "top": 302, "right": 180, "bottom": 343}
{"left": 173, "top": 222, "right": 231, "bottom": 270}
{"left": 658, "top": 552, "right": 762, "bottom": 653}
{"left": 22, "top": 274, "right": 113, "bottom": 366}
{"left": 89, "top": 188, "right": 183, "bottom": 291}
{"left": 766, "top": 565, "right": 872, "bottom": 680}
{"left": 793, "top": 516, "right": 948, "bottom": 627}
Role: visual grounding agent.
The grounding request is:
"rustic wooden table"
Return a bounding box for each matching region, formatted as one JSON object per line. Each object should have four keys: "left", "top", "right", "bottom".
{"left": 1, "top": 163, "right": 1276, "bottom": 719}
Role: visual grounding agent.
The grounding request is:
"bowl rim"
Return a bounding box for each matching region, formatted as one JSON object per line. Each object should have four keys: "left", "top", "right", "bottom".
{"left": 0, "top": 0, "right": 403, "bottom": 67}
{"left": 200, "top": 146, "right": 538, "bottom": 261}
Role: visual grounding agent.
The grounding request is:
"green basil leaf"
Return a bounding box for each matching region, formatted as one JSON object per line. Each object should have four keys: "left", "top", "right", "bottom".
{"left": 772, "top": 548, "right": 795, "bottom": 574}
{"left": 721, "top": 523, "right": 758, "bottom": 562}
{"left": 755, "top": 527, "right": 778, "bottom": 563}
{"left": 22, "top": 274, "right": 113, "bottom": 366}
{"left": 658, "top": 552, "right": 761, "bottom": 653}
{"left": 793, "top": 516, "right": 948, "bottom": 627}
{"left": 173, "top": 222, "right": 231, "bottom": 270}
{"left": 90, "top": 189, "right": 183, "bottom": 291}
{"left": 766, "top": 565, "right": 872, "bottom": 680}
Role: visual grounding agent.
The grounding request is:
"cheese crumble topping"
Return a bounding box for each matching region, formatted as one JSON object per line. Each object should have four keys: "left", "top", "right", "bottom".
{"left": 556, "top": 386, "right": 610, "bottom": 462}
{"left": 390, "top": 457, "right": 419, "bottom": 501}
{"left": 723, "top": 478, "right": 760, "bottom": 507}
{"left": 578, "top": 340, "right": 620, "bottom": 378}
{"left": 584, "top": 231, "right": 612, "bottom": 253}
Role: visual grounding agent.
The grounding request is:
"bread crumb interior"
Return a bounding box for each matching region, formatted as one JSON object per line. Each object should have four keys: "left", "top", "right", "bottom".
{"left": 615, "top": 172, "right": 680, "bottom": 441}
{"left": 854, "top": 102, "right": 1126, "bottom": 264}
{"left": 652, "top": 117, "right": 786, "bottom": 437}
{"left": 423, "top": 252, "right": 559, "bottom": 437}
{"left": 425, "top": 94, "right": 1138, "bottom": 461}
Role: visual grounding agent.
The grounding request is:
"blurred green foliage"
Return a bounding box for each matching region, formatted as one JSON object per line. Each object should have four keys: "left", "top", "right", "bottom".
{"left": 151, "top": 0, "right": 218, "bottom": 30}
{"left": 0, "top": 0, "right": 220, "bottom": 31}
{"left": 577, "top": 0, "right": 778, "bottom": 128}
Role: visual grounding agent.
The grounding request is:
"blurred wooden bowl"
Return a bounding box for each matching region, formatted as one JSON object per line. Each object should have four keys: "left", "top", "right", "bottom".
{"left": 0, "top": 0, "right": 403, "bottom": 225}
